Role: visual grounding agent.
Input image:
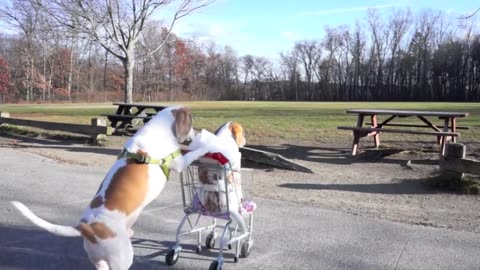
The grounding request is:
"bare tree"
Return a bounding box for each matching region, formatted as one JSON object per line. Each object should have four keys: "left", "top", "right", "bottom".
{"left": 387, "top": 9, "right": 411, "bottom": 96}
{"left": 367, "top": 9, "right": 390, "bottom": 99}
{"left": 0, "top": 0, "right": 43, "bottom": 101}
{"left": 240, "top": 55, "right": 254, "bottom": 99}
{"left": 294, "top": 40, "right": 321, "bottom": 100}
{"left": 221, "top": 46, "right": 240, "bottom": 99}
{"left": 35, "top": 0, "right": 213, "bottom": 103}
{"left": 251, "top": 56, "right": 271, "bottom": 100}
{"left": 320, "top": 27, "right": 343, "bottom": 100}
{"left": 349, "top": 21, "right": 366, "bottom": 100}
{"left": 280, "top": 50, "right": 300, "bottom": 100}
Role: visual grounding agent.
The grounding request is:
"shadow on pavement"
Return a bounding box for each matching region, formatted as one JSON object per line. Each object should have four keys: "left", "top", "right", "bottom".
{"left": 0, "top": 225, "right": 230, "bottom": 270}
{"left": 0, "top": 225, "right": 91, "bottom": 269}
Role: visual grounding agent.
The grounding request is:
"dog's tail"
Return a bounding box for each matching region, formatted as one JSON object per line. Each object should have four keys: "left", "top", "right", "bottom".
{"left": 10, "top": 201, "right": 81, "bottom": 237}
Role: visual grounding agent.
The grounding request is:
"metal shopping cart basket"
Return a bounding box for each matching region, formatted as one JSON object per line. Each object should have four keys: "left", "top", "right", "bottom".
{"left": 165, "top": 152, "right": 256, "bottom": 270}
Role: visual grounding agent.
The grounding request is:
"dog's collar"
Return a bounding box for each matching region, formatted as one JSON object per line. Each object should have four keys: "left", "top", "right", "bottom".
{"left": 117, "top": 149, "right": 182, "bottom": 179}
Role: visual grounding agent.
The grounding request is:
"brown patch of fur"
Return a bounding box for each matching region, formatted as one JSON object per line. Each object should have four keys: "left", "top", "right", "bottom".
{"left": 78, "top": 222, "right": 116, "bottom": 244}
{"left": 79, "top": 222, "right": 97, "bottom": 244}
{"left": 91, "top": 222, "right": 116, "bottom": 239}
{"left": 171, "top": 108, "right": 192, "bottom": 142}
{"left": 229, "top": 122, "right": 246, "bottom": 147}
{"left": 104, "top": 162, "right": 149, "bottom": 215}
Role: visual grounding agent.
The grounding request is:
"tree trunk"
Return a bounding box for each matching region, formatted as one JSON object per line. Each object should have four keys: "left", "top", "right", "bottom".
{"left": 67, "top": 47, "right": 74, "bottom": 102}
{"left": 123, "top": 55, "right": 135, "bottom": 104}
{"left": 42, "top": 40, "right": 46, "bottom": 101}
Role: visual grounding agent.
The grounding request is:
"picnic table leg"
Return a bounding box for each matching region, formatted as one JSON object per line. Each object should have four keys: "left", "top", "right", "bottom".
{"left": 439, "top": 118, "right": 450, "bottom": 156}
{"left": 110, "top": 105, "right": 126, "bottom": 128}
{"left": 352, "top": 132, "right": 360, "bottom": 155}
{"left": 351, "top": 114, "right": 365, "bottom": 155}
{"left": 450, "top": 117, "right": 457, "bottom": 143}
{"left": 440, "top": 136, "right": 447, "bottom": 156}
{"left": 114, "top": 105, "right": 124, "bottom": 115}
{"left": 370, "top": 115, "right": 380, "bottom": 147}
{"left": 118, "top": 105, "right": 134, "bottom": 129}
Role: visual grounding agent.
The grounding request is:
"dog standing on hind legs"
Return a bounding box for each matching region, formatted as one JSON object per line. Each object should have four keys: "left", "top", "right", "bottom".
{"left": 10, "top": 106, "right": 208, "bottom": 270}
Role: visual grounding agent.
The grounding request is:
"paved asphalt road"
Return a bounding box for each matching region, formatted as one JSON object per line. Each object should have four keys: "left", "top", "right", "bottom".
{"left": 0, "top": 147, "right": 479, "bottom": 270}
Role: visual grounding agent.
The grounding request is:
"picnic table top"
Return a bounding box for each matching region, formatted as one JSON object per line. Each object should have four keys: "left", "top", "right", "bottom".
{"left": 346, "top": 109, "right": 469, "bottom": 117}
{"left": 113, "top": 102, "right": 168, "bottom": 109}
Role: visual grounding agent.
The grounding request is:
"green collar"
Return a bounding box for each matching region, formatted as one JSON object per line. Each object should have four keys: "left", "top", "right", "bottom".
{"left": 118, "top": 149, "right": 182, "bottom": 179}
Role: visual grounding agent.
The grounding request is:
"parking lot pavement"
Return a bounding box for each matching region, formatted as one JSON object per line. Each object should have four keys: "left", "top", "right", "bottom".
{"left": 1, "top": 147, "right": 479, "bottom": 270}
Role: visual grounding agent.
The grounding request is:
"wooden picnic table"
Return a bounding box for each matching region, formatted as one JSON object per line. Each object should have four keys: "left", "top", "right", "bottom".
{"left": 101, "top": 102, "right": 167, "bottom": 129}
{"left": 337, "top": 109, "right": 469, "bottom": 156}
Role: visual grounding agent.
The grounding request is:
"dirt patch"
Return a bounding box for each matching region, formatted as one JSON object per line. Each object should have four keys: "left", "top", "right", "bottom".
{"left": 1, "top": 132, "right": 479, "bottom": 233}
{"left": 248, "top": 142, "right": 480, "bottom": 233}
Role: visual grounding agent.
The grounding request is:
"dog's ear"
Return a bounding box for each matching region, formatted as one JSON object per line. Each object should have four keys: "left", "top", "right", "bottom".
{"left": 228, "top": 122, "right": 246, "bottom": 147}
{"left": 171, "top": 108, "right": 192, "bottom": 143}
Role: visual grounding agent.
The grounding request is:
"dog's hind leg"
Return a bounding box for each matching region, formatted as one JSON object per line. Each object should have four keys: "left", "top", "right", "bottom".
{"left": 107, "top": 239, "right": 134, "bottom": 270}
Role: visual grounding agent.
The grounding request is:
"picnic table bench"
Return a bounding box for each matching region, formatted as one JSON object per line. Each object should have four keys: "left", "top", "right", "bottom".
{"left": 101, "top": 102, "right": 167, "bottom": 129}
{"left": 337, "top": 109, "right": 469, "bottom": 156}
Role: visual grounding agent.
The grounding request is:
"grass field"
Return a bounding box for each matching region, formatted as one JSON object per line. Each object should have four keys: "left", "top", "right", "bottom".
{"left": 0, "top": 102, "right": 479, "bottom": 144}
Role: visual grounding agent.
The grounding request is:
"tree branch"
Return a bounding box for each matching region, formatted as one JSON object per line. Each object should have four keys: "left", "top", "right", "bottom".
{"left": 144, "top": 0, "right": 214, "bottom": 57}
{"left": 461, "top": 7, "right": 480, "bottom": 19}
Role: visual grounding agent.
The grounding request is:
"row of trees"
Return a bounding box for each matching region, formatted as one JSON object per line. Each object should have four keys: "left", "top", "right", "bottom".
{"left": 280, "top": 10, "right": 480, "bottom": 102}
{"left": 0, "top": 2, "right": 479, "bottom": 103}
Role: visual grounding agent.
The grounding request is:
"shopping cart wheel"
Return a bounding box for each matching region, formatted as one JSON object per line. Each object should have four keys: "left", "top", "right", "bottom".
{"left": 240, "top": 241, "right": 252, "bottom": 258}
{"left": 206, "top": 233, "right": 216, "bottom": 249}
{"left": 233, "top": 256, "right": 239, "bottom": 263}
{"left": 196, "top": 245, "right": 202, "bottom": 254}
{"left": 165, "top": 249, "right": 179, "bottom": 266}
{"left": 209, "top": 260, "right": 222, "bottom": 270}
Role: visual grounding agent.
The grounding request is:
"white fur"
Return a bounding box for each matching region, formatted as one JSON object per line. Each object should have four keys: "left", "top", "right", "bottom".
{"left": 10, "top": 106, "right": 208, "bottom": 270}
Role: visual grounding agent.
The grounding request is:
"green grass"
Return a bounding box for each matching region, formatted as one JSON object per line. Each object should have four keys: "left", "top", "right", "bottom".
{"left": 1, "top": 101, "right": 479, "bottom": 144}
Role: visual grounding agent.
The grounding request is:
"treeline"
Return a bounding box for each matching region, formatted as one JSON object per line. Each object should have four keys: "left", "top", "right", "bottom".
{"left": 0, "top": 6, "right": 479, "bottom": 103}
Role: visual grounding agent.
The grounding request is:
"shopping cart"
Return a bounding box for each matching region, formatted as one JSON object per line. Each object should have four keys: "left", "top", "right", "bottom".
{"left": 165, "top": 152, "right": 256, "bottom": 270}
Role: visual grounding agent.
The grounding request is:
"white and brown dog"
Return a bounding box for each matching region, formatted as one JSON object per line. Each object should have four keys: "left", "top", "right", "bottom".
{"left": 195, "top": 122, "right": 246, "bottom": 213}
{"left": 10, "top": 106, "right": 208, "bottom": 270}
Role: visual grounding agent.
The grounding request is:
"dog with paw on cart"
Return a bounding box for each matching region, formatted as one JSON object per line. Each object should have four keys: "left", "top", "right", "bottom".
{"left": 166, "top": 122, "right": 257, "bottom": 270}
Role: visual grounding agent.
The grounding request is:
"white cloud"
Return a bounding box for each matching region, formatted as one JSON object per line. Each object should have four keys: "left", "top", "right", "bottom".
{"left": 175, "top": 19, "right": 249, "bottom": 40}
{"left": 172, "top": 18, "right": 257, "bottom": 56}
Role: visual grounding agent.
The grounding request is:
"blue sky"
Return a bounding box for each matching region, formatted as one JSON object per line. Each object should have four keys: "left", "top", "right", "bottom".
{"left": 174, "top": 0, "right": 480, "bottom": 59}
